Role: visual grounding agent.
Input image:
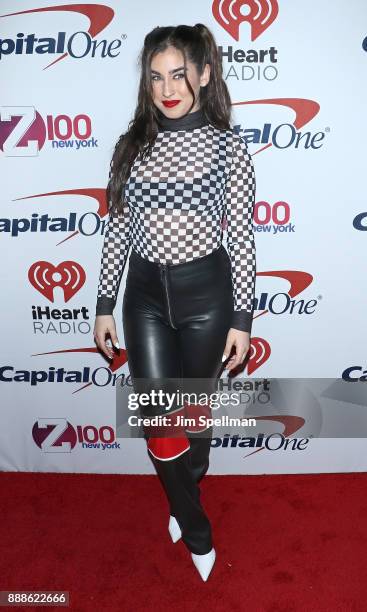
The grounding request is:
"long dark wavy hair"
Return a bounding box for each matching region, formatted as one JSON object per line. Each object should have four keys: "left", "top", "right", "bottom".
{"left": 107, "top": 23, "right": 233, "bottom": 216}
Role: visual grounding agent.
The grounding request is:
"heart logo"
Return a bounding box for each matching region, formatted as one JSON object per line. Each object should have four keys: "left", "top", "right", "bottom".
{"left": 212, "top": 0, "right": 279, "bottom": 42}
{"left": 28, "top": 260, "right": 86, "bottom": 302}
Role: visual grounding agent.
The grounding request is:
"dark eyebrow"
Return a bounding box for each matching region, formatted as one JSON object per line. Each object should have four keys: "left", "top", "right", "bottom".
{"left": 150, "top": 66, "right": 186, "bottom": 75}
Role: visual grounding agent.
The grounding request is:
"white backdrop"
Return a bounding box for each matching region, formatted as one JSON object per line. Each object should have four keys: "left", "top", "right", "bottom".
{"left": 1, "top": 0, "right": 367, "bottom": 474}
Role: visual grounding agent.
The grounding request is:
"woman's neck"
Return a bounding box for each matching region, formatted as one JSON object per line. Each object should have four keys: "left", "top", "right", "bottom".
{"left": 157, "top": 106, "right": 209, "bottom": 132}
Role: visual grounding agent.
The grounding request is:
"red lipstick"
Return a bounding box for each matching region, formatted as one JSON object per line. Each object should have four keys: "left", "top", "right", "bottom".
{"left": 162, "top": 100, "right": 180, "bottom": 108}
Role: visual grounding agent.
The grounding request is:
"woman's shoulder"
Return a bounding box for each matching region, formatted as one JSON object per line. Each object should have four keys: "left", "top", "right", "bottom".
{"left": 210, "top": 125, "right": 248, "bottom": 155}
{"left": 210, "top": 124, "right": 244, "bottom": 142}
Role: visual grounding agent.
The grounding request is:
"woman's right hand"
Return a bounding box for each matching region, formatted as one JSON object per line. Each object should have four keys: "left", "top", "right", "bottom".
{"left": 93, "top": 315, "right": 120, "bottom": 360}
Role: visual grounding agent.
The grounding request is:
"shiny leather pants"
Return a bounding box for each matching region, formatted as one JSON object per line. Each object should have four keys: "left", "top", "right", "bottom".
{"left": 122, "top": 245, "right": 234, "bottom": 554}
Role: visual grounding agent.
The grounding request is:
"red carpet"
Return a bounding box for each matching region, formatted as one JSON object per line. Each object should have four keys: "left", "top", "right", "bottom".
{"left": 1, "top": 471, "right": 366, "bottom": 611}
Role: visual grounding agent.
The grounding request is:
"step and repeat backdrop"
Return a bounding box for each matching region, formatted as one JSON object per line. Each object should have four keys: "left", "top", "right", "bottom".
{"left": 1, "top": 0, "right": 367, "bottom": 474}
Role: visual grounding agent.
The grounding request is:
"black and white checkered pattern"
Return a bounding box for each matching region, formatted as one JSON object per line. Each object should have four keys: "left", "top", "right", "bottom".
{"left": 224, "top": 132, "right": 256, "bottom": 331}
{"left": 96, "top": 125, "right": 256, "bottom": 332}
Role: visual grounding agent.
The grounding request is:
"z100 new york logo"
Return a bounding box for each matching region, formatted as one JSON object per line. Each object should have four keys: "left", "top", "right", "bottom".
{"left": 0, "top": 106, "right": 97, "bottom": 156}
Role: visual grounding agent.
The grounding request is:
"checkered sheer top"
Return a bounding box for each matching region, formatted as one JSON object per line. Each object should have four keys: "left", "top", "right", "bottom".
{"left": 96, "top": 107, "right": 256, "bottom": 333}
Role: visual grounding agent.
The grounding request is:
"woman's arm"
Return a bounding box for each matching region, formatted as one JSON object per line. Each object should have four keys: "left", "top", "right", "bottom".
{"left": 224, "top": 132, "right": 257, "bottom": 335}
{"left": 93, "top": 176, "right": 131, "bottom": 360}
{"left": 95, "top": 193, "right": 131, "bottom": 317}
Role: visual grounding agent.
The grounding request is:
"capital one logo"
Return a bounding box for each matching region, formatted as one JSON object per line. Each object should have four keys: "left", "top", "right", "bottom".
{"left": 212, "top": 414, "right": 309, "bottom": 460}
{"left": 353, "top": 212, "right": 367, "bottom": 231}
{"left": 212, "top": 0, "right": 279, "bottom": 41}
{"left": 247, "top": 270, "right": 315, "bottom": 374}
{"left": 0, "top": 3, "right": 119, "bottom": 69}
{"left": 28, "top": 260, "right": 86, "bottom": 302}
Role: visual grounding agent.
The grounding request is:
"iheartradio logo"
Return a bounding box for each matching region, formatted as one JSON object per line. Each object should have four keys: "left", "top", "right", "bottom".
{"left": 28, "top": 260, "right": 85, "bottom": 301}
{"left": 247, "top": 337, "right": 271, "bottom": 375}
{"left": 212, "top": 0, "right": 279, "bottom": 41}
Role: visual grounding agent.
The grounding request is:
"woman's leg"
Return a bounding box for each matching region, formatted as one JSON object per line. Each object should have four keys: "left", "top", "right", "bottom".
{"left": 173, "top": 245, "right": 234, "bottom": 485}
{"left": 122, "top": 251, "right": 216, "bottom": 555}
{"left": 169, "top": 245, "right": 234, "bottom": 551}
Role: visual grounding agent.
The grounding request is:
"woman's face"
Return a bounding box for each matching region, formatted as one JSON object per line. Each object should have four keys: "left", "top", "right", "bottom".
{"left": 150, "top": 46, "right": 210, "bottom": 118}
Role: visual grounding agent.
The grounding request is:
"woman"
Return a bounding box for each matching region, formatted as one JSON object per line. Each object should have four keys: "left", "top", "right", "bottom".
{"left": 93, "top": 23, "right": 256, "bottom": 581}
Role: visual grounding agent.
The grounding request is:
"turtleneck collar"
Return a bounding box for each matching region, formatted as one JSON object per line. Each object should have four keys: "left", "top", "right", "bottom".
{"left": 157, "top": 106, "right": 209, "bottom": 132}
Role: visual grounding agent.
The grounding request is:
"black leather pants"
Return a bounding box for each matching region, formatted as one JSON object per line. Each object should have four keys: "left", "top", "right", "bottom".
{"left": 122, "top": 244, "right": 234, "bottom": 554}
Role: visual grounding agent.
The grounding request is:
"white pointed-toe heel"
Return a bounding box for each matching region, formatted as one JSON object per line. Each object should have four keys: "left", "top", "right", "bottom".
{"left": 191, "top": 547, "right": 216, "bottom": 581}
{"left": 168, "top": 515, "right": 182, "bottom": 543}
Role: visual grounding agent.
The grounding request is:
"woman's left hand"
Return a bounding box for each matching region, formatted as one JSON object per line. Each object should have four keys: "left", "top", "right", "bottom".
{"left": 222, "top": 329, "right": 251, "bottom": 372}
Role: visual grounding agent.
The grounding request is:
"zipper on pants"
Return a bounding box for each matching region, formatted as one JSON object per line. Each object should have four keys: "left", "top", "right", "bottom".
{"left": 160, "top": 265, "right": 177, "bottom": 329}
